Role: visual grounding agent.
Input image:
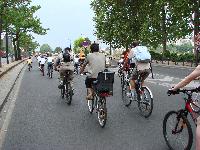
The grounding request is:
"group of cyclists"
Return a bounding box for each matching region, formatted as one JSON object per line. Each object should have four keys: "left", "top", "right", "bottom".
{"left": 26, "top": 40, "right": 200, "bottom": 149}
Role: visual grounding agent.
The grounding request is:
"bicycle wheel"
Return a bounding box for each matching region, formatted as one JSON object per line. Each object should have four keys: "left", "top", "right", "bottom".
{"left": 163, "top": 111, "right": 193, "bottom": 150}
{"left": 138, "top": 86, "right": 153, "bottom": 118}
{"left": 50, "top": 67, "right": 53, "bottom": 78}
{"left": 87, "top": 89, "right": 94, "bottom": 113}
{"left": 121, "top": 73, "right": 125, "bottom": 88}
{"left": 122, "top": 84, "right": 132, "bottom": 107}
{"left": 97, "top": 97, "right": 107, "bottom": 128}
{"left": 65, "top": 83, "right": 72, "bottom": 105}
{"left": 61, "top": 84, "right": 65, "bottom": 99}
{"left": 28, "top": 65, "right": 30, "bottom": 71}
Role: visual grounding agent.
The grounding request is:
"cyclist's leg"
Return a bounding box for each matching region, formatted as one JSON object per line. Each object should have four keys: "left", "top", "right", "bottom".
{"left": 140, "top": 69, "right": 151, "bottom": 86}
{"left": 196, "top": 117, "right": 200, "bottom": 150}
{"left": 85, "top": 77, "right": 96, "bottom": 100}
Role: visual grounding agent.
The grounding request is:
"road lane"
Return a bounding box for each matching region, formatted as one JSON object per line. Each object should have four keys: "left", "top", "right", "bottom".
{"left": 1, "top": 61, "right": 196, "bottom": 150}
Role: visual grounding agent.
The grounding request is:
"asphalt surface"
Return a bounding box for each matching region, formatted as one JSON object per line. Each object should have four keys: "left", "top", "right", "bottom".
{"left": 1, "top": 60, "right": 198, "bottom": 150}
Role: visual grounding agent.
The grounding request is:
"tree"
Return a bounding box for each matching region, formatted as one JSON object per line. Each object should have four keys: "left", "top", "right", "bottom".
{"left": 40, "top": 44, "right": 52, "bottom": 53}
{"left": 73, "top": 37, "right": 91, "bottom": 54}
{"left": 54, "top": 47, "right": 62, "bottom": 53}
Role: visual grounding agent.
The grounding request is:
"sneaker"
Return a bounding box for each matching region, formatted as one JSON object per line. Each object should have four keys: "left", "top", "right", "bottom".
{"left": 126, "top": 92, "right": 132, "bottom": 98}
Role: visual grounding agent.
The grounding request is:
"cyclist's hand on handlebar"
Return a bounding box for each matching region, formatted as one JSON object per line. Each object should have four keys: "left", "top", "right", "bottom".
{"left": 167, "top": 89, "right": 179, "bottom": 95}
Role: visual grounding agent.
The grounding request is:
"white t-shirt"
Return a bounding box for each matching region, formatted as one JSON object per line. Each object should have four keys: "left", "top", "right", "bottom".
{"left": 37, "top": 56, "right": 41, "bottom": 62}
{"left": 47, "top": 57, "right": 53, "bottom": 63}
{"left": 40, "top": 58, "right": 46, "bottom": 64}
{"left": 74, "top": 57, "right": 79, "bottom": 63}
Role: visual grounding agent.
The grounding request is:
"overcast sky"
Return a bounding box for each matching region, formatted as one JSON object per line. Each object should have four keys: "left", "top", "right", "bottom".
{"left": 31, "top": 0, "right": 96, "bottom": 51}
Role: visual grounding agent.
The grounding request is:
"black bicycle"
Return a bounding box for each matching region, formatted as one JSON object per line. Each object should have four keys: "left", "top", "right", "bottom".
{"left": 163, "top": 87, "right": 200, "bottom": 150}
{"left": 60, "top": 71, "right": 73, "bottom": 105}
{"left": 122, "top": 68, "right": 153, "bottom": 118}
{"left": 85, "top": 70, "right": 115, "bottom": 128}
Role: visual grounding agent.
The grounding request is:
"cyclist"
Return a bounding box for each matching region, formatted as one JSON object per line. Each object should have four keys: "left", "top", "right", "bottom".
{"left": 168, "top": 65, "right": 200, "bottom": 150}
{"left": 27, "top": 56, "right": 32, "bottom": 68}
{"left": 74, "top": 54, "right": 80, "bottom": 74}
{"left": 46, "top": 53, "right": 54, "bottom": 75}
{"left": 123, "top": 41, "right": 151, "bottom": 97}
{"left": 57, "top": 52, "right": 74, "bottom": 89}
{"left": 40, "top": 55, "right": 46, "bottom": 75}
{"left": 37, "top": 54, "right": 41, "bottom": 68}
{"left": 80, "top": 43, "right": 106, "bottom": 100}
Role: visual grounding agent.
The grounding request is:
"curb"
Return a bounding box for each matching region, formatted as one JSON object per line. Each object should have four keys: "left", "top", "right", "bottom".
{"left": 0, "top": 60, "right": 26, "bottom": 78}
{"left": 151, "top": 62, "right": 196, "bottom": 69}
{"left": 0, "top": 62, "right": 26, "bottom": 112}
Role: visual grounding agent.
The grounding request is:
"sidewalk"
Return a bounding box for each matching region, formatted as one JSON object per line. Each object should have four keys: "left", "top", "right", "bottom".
{"left": 0, "top": 59, "right": 26, "bottom": 111}
{"left": 0, "top": 60, "right": 25, "bottom": 78}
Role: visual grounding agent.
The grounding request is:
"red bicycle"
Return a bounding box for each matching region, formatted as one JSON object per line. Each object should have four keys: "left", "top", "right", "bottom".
{"left": 163, "top": 87, "right": 200, "bottom": 150}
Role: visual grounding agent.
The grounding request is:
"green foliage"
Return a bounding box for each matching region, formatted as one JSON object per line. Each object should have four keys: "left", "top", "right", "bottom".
{"left": 73, "top": 37, "right": 91, "bottom": 54}
{"left": 40, "top": 44, "right": 52, "bottom": 53}
{"left": 91, "top": 0, "right": 197, "bottom": 52}
{"left": 54, "top": 47, "right": 62, "bottom": 53}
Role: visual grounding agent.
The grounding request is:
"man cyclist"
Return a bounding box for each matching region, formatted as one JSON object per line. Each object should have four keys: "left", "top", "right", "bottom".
{"left": 40, "top": 55, "right": 46, "bottom": 75}
{"left": 46, "top": 53, "right": 54, "bottom": 75}
{"left": 57, "top": 51, "right": 74, "bottom": 90}
{"left": 123, "top": 41, "right": 151, "bottom": 97}
{"left": 80, "top": 43, "right": 106, "bottom": 100}
{"left": 37, "top": 54, "right": 41, "bottom": 68}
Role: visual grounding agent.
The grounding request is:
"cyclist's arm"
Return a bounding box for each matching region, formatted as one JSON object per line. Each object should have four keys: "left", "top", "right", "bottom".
{"left": 172, "top": 65, "right": 200, "bottom": 91}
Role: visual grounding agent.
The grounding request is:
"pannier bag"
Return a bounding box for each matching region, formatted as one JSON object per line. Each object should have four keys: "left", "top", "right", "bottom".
{"left": 94, "top": 71, "right": 115, "bottom": 95}
{"left": 133, "top": 46, "right": 151, "bottom": 63}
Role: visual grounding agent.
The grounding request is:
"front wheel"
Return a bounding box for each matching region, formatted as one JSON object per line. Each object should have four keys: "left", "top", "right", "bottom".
{"left": 65, "top": 83, "right": 72, "bottom": 105}
{"left": 97, "top": 97, "right": 107, "bottom": 128}
{"left": 138, "top": 86, "right": 153, "bottom": 118}
{"left": 122, "top": 84, "right": 132, "bottom": 107}
{"left": 163, "top": 111, "right": 193, "bottom": 150}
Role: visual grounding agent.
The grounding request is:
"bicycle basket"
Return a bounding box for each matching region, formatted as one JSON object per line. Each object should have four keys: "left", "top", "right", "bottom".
{"left": 94, "top": 71, "right": 115, "bottom": 96}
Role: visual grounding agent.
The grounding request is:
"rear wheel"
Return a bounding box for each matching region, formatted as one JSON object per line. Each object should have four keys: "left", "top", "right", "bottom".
{"left": 87, "top": 89, "right": 94, "bottom": 113}
{"left": 122, "top": 84, "right": 132, "bottom": 107}
{"left": 138, "top": 86, "right": 153, "bottom": 118}
{"left": 163, "top": 111, "right": 193, "bottom": 150}
{"left": 97, "top": 97, "right": 107, "bottom": 128}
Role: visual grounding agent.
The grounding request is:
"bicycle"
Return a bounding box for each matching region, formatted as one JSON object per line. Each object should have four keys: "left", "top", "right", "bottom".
{"left": 118, "top": 62, "right": 124, "bottom": 87}
{"left": 84, "top": 70, "right": 115, "bottom": 128}
{"left": 60, "top": 70, "right": 73, "bottom": 105}
{"left": 121, "top": 68, "right": 153, "bottom": 118}
{"left": 28, "top": 63, "right": 32, "bottom": 71}
{"left": 40, "top": 64, "right": 45, "bottom": 76}
{"left": 163, "top": 87, "right": 200, "bottom": 150}
{"left": 47, "top": 63, "right": 53, "bottom": 78}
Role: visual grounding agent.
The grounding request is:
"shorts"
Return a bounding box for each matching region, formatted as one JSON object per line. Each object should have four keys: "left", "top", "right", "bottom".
{"left": 85, "top": 77, "right": 96, "bottom": 88}
{"left": 131, "top": 69, "right": 150, "bottom": 81}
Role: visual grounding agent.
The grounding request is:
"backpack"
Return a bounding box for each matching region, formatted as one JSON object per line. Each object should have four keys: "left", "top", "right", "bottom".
{"left": 133, "top": 46, "right": 151, "bottom": 63}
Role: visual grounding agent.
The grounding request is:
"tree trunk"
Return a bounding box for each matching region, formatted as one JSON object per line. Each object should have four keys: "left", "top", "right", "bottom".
{"left": 194, "top": 0, "right": 200, "bottom": 67}
{"left": 13, "top": 38, "right": 17, "bottom": 61}
{"left": 162, "top": 5, "right": 167, "bottom": 52}
{"left": 16, "top": 32, "right": 21, "bottom": 60}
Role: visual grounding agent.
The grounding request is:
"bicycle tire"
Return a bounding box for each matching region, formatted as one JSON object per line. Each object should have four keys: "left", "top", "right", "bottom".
{"left": 61, "top": 83, "right": 65, "bottom": 99}
{"left": 28, "top": 65, "right": 30, "bottom": 71}
{"left": 97, "top": 97, "right": 107, "bottom": 128}
{"left": 122, "top": 85, "right": 132, "bottom": 107}
{"left": 138, "top": 86, "right": 153, "bottom": 118}
{"left": 65, "top": 83, "right": 72, "bottom": 105}
{"left": 163, "top": 111, "right": 193, "bottom": 150}
{"left": 50, "top": 68, "right": 53, "bottom": 78}
{"left": 87, "top": 89, "right": 94, "bottom": 113}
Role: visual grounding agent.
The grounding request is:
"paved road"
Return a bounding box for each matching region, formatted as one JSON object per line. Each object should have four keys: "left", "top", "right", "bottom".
{"left": 0, "top": 61, "right": 197, "bottom": 150}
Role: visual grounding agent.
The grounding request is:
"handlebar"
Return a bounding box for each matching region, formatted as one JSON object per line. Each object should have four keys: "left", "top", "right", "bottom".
{"left": 167, "top": 86, "right": 200, "bottom": 96}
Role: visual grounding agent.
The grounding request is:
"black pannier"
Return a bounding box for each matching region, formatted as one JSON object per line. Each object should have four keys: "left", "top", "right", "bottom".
{"left": 94, "top": 70, "right": 115, "bottom": 95}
